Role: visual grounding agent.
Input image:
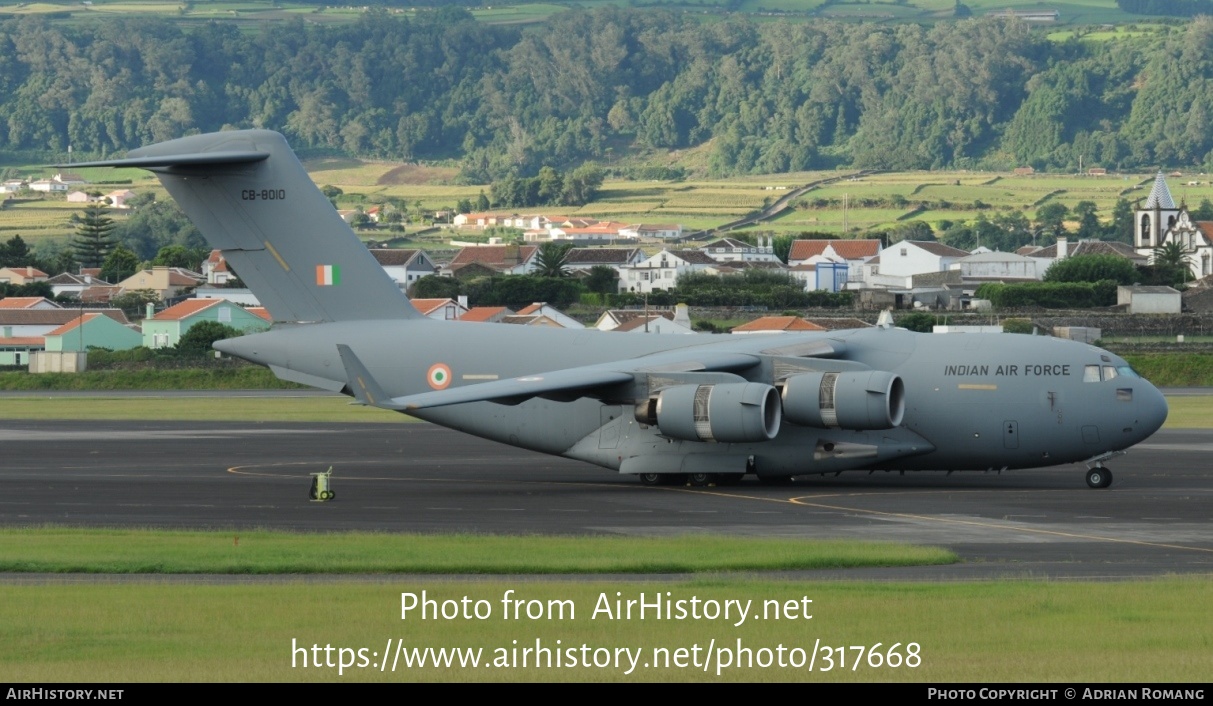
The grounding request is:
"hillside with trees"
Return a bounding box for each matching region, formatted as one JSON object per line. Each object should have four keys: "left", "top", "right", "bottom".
{"left": 3, "top": 11, "right": 1213, "bottom": 181}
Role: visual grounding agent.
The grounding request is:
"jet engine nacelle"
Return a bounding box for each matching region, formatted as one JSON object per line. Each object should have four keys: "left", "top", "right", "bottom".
{"left": 780, "top": 370, "right": 905, "bottom": 430}
{"left": 644, "top": 382, "right": 782, "bottom": 443}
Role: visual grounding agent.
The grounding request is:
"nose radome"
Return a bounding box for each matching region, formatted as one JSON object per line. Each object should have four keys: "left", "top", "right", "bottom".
{"left": 1138, "top": 382, "right": 1169, "bottom": 439}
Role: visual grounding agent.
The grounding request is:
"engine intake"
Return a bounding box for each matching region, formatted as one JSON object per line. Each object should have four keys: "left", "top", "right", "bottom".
{"left": 781, "top": 371, "right": 904, "bottom": 430}
{"left": 641, "top": 383, "right": 782, "bottom": 443}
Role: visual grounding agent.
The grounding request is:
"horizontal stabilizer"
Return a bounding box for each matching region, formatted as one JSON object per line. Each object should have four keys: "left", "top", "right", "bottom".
{"left": 56, "top": 151, "right": 269, "bottom": 170}
{"left": 336, "top": 344, "right": 402, "bottom": 410}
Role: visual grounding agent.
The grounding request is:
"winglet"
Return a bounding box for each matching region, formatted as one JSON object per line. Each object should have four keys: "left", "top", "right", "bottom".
{"left": 336, "top": 344, "right": 403, "bottom": 410}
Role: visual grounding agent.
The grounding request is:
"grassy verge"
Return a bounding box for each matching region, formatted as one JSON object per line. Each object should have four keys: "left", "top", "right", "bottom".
{"left": 0, "top": 368, "right": 302, "bottom": 391}
{"left": 0, "top": 578, "right": 1208, "bottom": 681}
{"left": 1123, "top": 353, "right": 1213, "bottom": 387}
{"left": 0, "top": 396, "right": 403, "bottom": 423}
{"left": 0, "top": 528, "right": 954, "bottom": 574}
{"left": 1158, "top": 396, "right": 1213, "bottom": 429}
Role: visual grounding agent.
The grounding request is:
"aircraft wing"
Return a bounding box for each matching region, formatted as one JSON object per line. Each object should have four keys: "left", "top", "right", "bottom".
{"left": 337, "top": 344, "right": 762, "bottom": 411}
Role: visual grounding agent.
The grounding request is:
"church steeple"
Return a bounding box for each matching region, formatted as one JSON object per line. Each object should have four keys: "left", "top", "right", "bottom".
{"left": 1136, "top": 171, "right": 1180, "bottom": 251}
{"left": 1144, "top": 171, "right": 1176, "bottom": 209}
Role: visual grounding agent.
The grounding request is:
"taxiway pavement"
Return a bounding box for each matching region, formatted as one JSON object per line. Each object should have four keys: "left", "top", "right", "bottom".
{"left": 1, "top": 420, "right": 1210, "bottom": 580}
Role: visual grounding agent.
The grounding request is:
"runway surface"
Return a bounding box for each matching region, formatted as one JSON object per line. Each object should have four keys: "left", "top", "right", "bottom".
{"left": 2, "top": 419, "right": 1211, "bottom": 581}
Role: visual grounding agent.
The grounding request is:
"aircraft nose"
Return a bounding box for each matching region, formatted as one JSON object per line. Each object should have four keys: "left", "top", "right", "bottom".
{"left": 1137, "top": 381, "right": 1169, "bottom": 439}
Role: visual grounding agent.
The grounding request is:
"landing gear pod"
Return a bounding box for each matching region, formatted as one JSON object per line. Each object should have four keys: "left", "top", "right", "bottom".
{"left": 781, "top": 371, "right": 905, "bottom": 430}
{"left": 649, "top": 382, "right": 782, "bottom": 443}
{"left": 309, "top": 466, "right": 335, "bottom": 501}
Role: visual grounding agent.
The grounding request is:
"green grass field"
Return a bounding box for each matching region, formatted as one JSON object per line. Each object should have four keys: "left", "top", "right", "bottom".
{"left": 0, "top": 578, "right": 1208, "bottom": 681}
{"left": 0, "top": 529, "right": 954, "bottom": 574}
{"left": 0, "top": 395, "right": 404, "bottom": 422}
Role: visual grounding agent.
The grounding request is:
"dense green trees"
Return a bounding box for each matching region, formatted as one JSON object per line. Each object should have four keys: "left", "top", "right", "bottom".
{"left": 1043, "top": 254, "right": 1138, "bottom": 285}
{"left": 4, "top": 12, "right": 1213, "bottom": 179}
{"left": 71, "top": 204, "right": 116, "bottom": 268}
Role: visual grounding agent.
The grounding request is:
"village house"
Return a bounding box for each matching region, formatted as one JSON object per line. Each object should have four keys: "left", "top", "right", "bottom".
{"left": 0, "top": 266, "right": 49, "bottom": 286}
{"left": 44, "top": 313, "right": 142, "bottom": 352}
{"left": 117, "top": 267, "right": 205, "bottom": 301}
{"left": 0, "top": 296, "right": 60, "bottom": 310}
{"left": 369, "top": 249, "right": 439, "bottom": 290}
{"left": 864, "top": 241, "right": 969, "bottom": 289}
{"left": 616, "top": 249, "right": 717, "bottom": 294}
{"left": 788, "top": 239, "right": 881, "bottom": 291}
{"left": 730, "top": 316, "right": 827, "bottom": 335}
{"left": 698, "top": 236, "right": 781, "bottom": 264}
{"left": 408, "top": 297, "right": 469, "bottom": 321}
{"left": 142, "top": 298, "right": 271, "bottom": 349}
{"left": 443, "top": 245, "right": 537, "bottom": 277}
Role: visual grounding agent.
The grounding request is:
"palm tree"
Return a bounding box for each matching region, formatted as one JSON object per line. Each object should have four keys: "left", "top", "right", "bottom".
{"left": 534, "top": 242, "right": 573, "bottom": 278}
{"left": 1153, "top": 241, "right": 1194, "bottom": 284}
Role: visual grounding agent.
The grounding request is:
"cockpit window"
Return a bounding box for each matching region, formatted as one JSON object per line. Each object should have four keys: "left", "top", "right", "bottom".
{"left": 1083, "top": 365, "right": 1101, "bottom": 382}
{"left": 1103, "top": 366, "right": 1119, "bottom": 381}
{"left": 1116, "top": 366, "right": 1140, "bottom": 379}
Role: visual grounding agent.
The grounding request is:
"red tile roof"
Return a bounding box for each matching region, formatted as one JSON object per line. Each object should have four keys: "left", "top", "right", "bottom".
{"left": 788, "top": 239, "right": 881, "bottom": 262}
{"left": 449, "top": 245, "right": 537, "bottom": 267}
{"left": 732, "top": 316, "right": 826, "bottom": 332}
{"left": 247, "top": 307, "right": 272, "bottom": 321}
{"left": 459, "top": 306, "right": 511, "bottom": 322}
{"left": 408, "top": 298, "right": 460, "bottom": 316}
{"left": 151, "top": 299, "right": 221, "bottom": 321}
{"left": 45, "top": 313, "right": 102, "bottom": 336}
{"left": 0, "top": 297, "right": 57, "bottom": 309}
{"left": 0, "top": 266, "right": 48, "bottom": 278}
{"left": 0, "top": 336, "right": 44, "bottom": 346}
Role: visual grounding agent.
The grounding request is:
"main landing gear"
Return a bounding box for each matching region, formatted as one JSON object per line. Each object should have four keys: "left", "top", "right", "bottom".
{"left": 637, "top": 473, "right": 742, "bottom": 487}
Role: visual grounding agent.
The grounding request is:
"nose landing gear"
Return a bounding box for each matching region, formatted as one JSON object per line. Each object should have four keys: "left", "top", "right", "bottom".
{"left": 1085, "top": 467, "right": 1112, "bottom": 489}
{"left": 1083, "top": 451, "right": 1124, "bottom": 489}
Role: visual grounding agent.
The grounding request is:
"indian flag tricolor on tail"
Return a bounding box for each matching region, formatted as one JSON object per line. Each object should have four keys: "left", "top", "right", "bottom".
{"left": 315, "top": 265, "right": 341, "bottom": 286}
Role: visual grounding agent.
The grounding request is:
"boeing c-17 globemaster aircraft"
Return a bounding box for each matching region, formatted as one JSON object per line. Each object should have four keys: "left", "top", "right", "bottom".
{"left": 69, "top": 130, "right": 1169, "bottom": 489}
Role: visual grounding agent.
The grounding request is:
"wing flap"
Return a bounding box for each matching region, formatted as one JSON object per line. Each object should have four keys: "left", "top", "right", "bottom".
{"left": 393, "top": 368, "right": 636, "bottom": 410}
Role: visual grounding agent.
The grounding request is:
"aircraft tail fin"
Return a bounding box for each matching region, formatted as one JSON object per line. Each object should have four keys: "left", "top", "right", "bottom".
{"left": 68, "top": 130, "right": 421, "bottom": 323}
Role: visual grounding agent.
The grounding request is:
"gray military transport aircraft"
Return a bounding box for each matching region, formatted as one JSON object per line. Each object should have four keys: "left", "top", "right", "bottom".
{"left": 69, "top": 130, "right": 1169, "bottom": 489}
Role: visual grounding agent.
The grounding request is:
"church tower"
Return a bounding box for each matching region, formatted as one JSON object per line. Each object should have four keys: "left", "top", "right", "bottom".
{"left": 1135, "top": 172, "right": 1181, "bottom": 253}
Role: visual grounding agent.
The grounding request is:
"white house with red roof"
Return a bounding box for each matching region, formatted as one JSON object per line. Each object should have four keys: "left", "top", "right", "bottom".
{"left": 619, "top": 224, "right": 683, "bottom": 240}
{"left": 698, "top": 237, "right": 780, "bottom": 264}
{"left": 369, "top": 249, "right": 438, "bottom": 290}
{"left": 787, "top": 239, "right": 881, "bottom": 290}
{"left": 616, "top": 249, "right": 718, "bottom": 294}
{"left": 513, "top": 302, "right": 584, "bottom": 329}
{"left": 202, "top": 250, "right": 237, "bottom": 285}
{"left": 408, "top": 297, "right": 469, "bottom": 321}
{"left": 865, "top": 241, "right": 970, "bottom": 289}
{"left": 443, "top": 245, "right": 537, "bottom": 276}
{"left": 141, "top": 298, "right": 271, "bottom": 349}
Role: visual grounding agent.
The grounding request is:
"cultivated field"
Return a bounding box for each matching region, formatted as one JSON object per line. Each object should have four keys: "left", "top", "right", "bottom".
{"left": 6, "top": 156, "right": 1209, "bottom": 250}
{"left": 0, "top": 0, "right": 1179, "bottom": 29}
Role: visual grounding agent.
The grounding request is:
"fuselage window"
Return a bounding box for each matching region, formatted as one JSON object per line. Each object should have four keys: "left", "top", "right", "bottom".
{"left": 1116, "top": 366, "right": 1140, "bottom": 379}
{"left": 1083, "top": 365, "right": 1101, "bottom": 382}
{"left": 1103, "top": 366, "right": 1119, "bottom": 381}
